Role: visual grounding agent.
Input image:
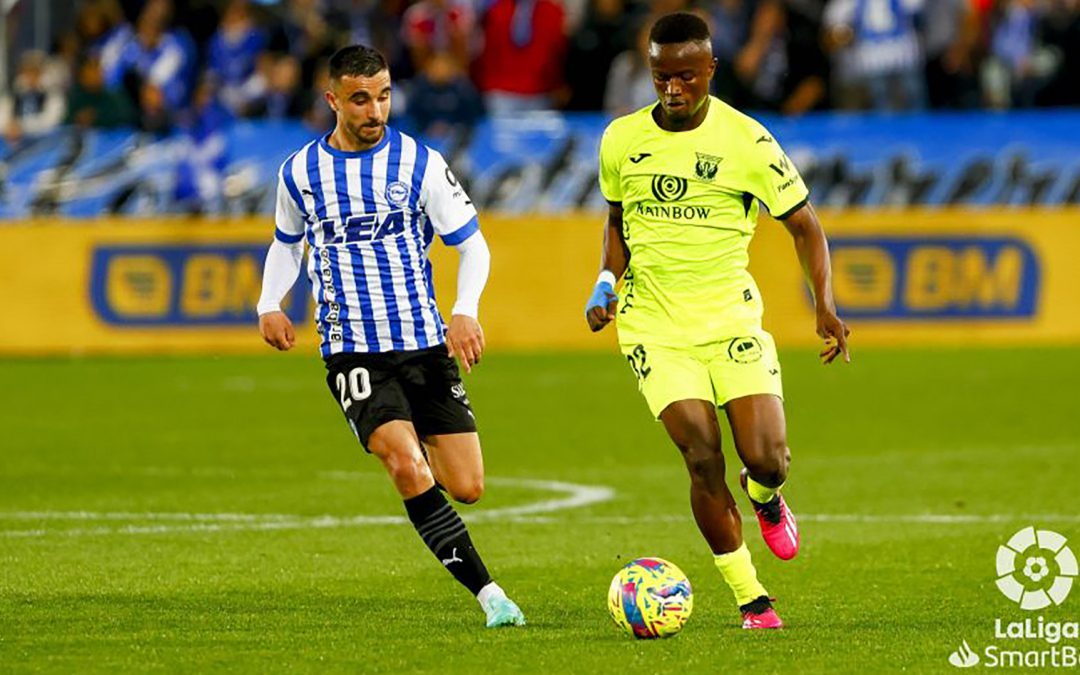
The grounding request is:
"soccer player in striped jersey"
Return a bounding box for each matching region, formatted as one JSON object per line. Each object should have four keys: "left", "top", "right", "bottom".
{"left": 585, "top": 13, "right": 850, "bottom": 629}
{"left": 256, "top": 45, "right": 525, "bottom": 628}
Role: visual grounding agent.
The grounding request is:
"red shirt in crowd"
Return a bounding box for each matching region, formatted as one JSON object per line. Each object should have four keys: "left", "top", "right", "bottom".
{"left": 473, "top": 0, "right": 566, "bottom": 96}
{"left": 403, "top": 0, "right": 474, "bottom": 52}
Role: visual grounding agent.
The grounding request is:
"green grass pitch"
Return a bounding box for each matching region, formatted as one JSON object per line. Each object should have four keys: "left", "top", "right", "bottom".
{"left": 1, "top": 347, "right": 1078, "bottom": 673}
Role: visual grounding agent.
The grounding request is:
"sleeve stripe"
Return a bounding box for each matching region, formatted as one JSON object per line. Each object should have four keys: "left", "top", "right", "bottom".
{"left": 281, "top": 151, "right": 309, "bottom": 219}
{"left": 275, "top": 227, "right": 305, "bottom": 244}
{"left": 440, "top": 216, "right": 479, "bottom": 246}
{"left": 776, "top": 195, "right": 810, "bottom": 221}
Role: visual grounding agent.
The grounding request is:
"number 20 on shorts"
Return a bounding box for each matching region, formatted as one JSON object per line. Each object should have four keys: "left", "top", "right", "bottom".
{"left": 335, "top": 367, "right": 372, "bottom": 412}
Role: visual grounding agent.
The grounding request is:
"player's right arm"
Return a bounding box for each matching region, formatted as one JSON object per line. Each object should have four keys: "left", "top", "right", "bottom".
{"left": 586, "top": 203, "right": 627, "bottom": 332}
{"left": 586, "top": 125, "right": 629, "bottom": 333}
{"left": 257, "top": 164, "right": 307, "bottom": 351}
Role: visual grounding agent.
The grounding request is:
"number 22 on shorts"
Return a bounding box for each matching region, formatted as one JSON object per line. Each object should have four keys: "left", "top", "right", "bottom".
{"left": 335, "top": 367, "right": 372, "bottom": 412}
{"left": 626, "top": 345, "right": 651, "bottom": 380}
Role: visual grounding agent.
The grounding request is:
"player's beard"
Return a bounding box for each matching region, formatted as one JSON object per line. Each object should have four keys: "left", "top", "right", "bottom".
{"left": 349, "top": 120, "right": 385, "bottom": 147}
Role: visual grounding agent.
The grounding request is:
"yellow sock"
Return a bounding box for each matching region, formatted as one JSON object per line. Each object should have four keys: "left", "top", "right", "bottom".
{"left": 714, "top": 542, "right": 769, "bottom": 606}
{"left": 746, "top": 475, "right": 783, "bottom": 505}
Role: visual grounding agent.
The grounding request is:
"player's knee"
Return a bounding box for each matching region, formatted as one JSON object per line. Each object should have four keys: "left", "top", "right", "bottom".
{"left": 746, "top": 439, "right": 790, "bottom": 486}
{"left": 449, "top": 477, "right": 484, "bottom": 504}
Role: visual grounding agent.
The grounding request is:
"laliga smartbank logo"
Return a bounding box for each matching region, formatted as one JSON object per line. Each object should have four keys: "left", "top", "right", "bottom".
{"left": 948, "top": 526, "right": 1080, "bottom": 669}
{"left": 996, "top": 526, "right": 1077, "bottom": 609}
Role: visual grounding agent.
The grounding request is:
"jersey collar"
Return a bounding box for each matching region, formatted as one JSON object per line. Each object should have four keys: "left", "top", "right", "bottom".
{"left": 319, "top": 126, "right": 393, "bottom": 158}
{"left": 648, "top": 96, "right": 716, "bottom": 134}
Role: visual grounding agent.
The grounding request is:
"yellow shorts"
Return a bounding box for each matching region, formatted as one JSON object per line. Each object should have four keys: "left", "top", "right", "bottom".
{"left": 620, "top": 330, "right": 784, "bottom": 419}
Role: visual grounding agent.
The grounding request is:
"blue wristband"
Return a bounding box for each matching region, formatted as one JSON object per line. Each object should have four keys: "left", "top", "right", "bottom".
{"left": 586, "top": 281, "right": 616, "bottom": 315}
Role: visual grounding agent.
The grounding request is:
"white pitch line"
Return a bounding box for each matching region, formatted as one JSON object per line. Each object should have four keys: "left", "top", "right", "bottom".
{"left": 5, "top": 511, "right": 1079, "bottom": 539}
{"left": 5, "top": 467, "right": 1080, "bottom": 538}
{"left": 0, "top": 511, "right": 302, "bottom": 522}
{"left": 546, "top": 513, "right": 1080, "bottom": 525}
{"left": 0, "top": 477, "right": 615, "bottom": 539}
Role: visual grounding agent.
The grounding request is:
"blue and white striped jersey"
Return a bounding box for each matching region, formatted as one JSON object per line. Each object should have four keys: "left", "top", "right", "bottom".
{"left": 826, "top": 0, "right": 923, "bottom": 76}
{"left": 274, "top": 126, "right": 480, "bottom": 357}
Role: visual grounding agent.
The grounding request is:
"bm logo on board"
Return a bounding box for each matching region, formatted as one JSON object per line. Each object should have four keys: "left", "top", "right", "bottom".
{"left": 90, "top": 245, "right": 311, "bottom": 325}
{"left": 829, "top": 237, "right": 1040, "bottom": 319}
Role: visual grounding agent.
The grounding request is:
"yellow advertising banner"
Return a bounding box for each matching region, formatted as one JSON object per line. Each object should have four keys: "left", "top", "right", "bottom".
{"left": 0, "top": 210, "right": 1077, "bottom": 355}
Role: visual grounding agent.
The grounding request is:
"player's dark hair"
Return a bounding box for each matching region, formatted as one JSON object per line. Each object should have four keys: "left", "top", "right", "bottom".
{"left": 329, "top": 45, "right": 389, "bottom": 80}
{"left": 649, "top": 12, "right": 711, "bottom": 45}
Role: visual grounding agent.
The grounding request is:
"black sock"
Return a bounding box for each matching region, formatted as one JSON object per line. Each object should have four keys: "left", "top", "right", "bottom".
{"left": 739, "top": 595, "right": 773, "bottom": 614}
{"left": 404, "top": 486, "right": 492, "bottom": 595}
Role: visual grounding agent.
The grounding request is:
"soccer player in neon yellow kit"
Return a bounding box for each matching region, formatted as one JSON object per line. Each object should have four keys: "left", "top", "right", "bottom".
{"left": 586, "top": 12, "right": 850, "bottom": 630}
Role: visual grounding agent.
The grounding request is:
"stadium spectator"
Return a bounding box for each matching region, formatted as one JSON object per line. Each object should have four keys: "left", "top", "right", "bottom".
{"left": 98, "top": 5, "right": 135, "bottom": 86}
{"left": 728, "top": 0, "right": 787, "bottom": 107}
{"left": 473, "top": 0, "right": 568, "bottom": 113}
{"left": 723, "top": 0, "right": 828, "bottom": 114}
{"left": 243, "top": 54, "right": 306, "bottom": 120}
{"left": 104, "top": 0, "right": 196, "bottom": 109}
{"left": 922, "top": 0, "right": 980, "bottom": 109}
{"left": 984, "top": 0, "right": 1058, "bottom": 108}
{"left": 221, "top": 52, "right": 272, "bottom": 118}
{"left": 207, "top": 0, "right": 269, "bottom": 115}
{"left": 401, "top": 0, "right": 475, "bottom": 73}
{"left": 66, "top": 53, "right": 138, "bottom": 129}
{"left": 73, "top": 0, "right": 128, "bottom": 50}
{"left": 267, "top": 0, "right": 343, "bottom": 88}
{"left": 137, "top": 82, "right": 173, "bottom": 136}
{"left": 55, "top": 0, "right": 127, "bottom": 87}
{"left": 301, "top": 59, "right": 336, "bottom": 131}
{"left": 173, "top": 77, "right": 232, "bottom": 213}
{"left": 775, "top": 0, "right": 830, "bottom": 115}
{"left": 335, "top": 0, "right": 410, "bottom": 76}
{"left": 1040, "top": 0, "right": 1080, "bottom": 106}
{"left": 824, "top": 0, "right": 927, "bottom": 111}
{"left": 0, "top": 51, "right": 67, "bottom": 145}
{"left": 708, "top": 0, "right": 754, "bottom": 104}
{"left": 563, "top": 0, "right": 635, "bottom": 110}
{"left": 603, "top": 21, "right": 658, "bottom": 115}
{"left": 408, "top": 51, "right": 484, "bottom": 138}
{"left": 172, "top": 0, "right": 222, "bottom": 48}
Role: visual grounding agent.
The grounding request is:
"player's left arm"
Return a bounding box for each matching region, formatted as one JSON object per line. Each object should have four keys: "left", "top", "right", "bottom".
{"left": 747, "top": 121, "right": 851, "bottom": 364}
{"left": 445, "top": 232, "right": 490, "bottom": 374}
{"left": 421, "top": 148, "right": 488, "bottom": 373}
{"left": 781, "top": 203, "right": 851, "bottom": 364}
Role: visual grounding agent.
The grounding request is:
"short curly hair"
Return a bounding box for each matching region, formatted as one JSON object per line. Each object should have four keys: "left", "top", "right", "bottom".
{"left": 649, "top": 12, "right": 711, "bottom": 45}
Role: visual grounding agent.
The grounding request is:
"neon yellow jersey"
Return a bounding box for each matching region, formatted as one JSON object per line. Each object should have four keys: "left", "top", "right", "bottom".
{"left": 598, "top": 96, "right": 809, "bottom": 347}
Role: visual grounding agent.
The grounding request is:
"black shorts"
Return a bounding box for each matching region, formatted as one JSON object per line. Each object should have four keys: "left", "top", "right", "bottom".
{"left": 324, "top": 344, "right": 477, "bottom": 451}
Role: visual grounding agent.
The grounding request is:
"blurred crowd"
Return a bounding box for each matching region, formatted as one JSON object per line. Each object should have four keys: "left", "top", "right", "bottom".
{"left": 1, "top": 0, "right": 1079, "bottom": 146}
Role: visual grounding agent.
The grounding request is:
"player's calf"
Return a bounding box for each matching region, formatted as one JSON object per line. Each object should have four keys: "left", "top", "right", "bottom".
{"left": 404, "top": 484, "right": 525, "bottom": 627}
{"left": 425, "top": 433, "right": 486, "bottom": 504}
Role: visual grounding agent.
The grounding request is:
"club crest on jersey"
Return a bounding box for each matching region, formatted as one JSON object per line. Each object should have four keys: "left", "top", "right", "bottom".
{"left": 694, "top": 152, "right": 722, "bottom": 181}
{"left": 386, "top": 181, "right": 410, "bottom": 207}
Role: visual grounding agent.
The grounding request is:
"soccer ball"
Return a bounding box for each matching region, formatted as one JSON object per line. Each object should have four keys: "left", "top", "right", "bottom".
{"left": 607, "top": 557, "right": 693, "bottom": 639}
